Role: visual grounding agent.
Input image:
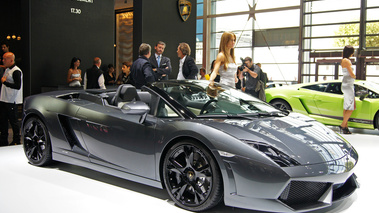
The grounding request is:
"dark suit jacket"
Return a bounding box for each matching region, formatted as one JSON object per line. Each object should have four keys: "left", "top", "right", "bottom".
{"left": 85, "top": 65, "right": 103, "bottom": 89}
{"left": 149, "top": 54, "right": 172, "bottom": 81}
{"left": 130, "top": 56, "right": 157, "bottom": 89}
{"left": 182, "top": 55, "right": 198, "bottom": 79}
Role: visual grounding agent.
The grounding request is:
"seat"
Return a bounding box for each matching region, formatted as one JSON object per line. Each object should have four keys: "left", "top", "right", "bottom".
{"left": 111, "top": 84, "right": 138, "bottom": 107}
{"left": 137, "top": 91, "right": 152, "bottom": 106}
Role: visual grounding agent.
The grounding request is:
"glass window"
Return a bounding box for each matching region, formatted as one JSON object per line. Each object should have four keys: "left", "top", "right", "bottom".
{"left": 255, "top": 10, "right": 300, "bottom": 29}
{"left": 367, "top": 8, "right": 379, "bottom": 21}
{"left": 234, "top": 47, "right": 252, "bottom": 63}
{"left": 302, "top": 83, "right": 328, "bottom": 92}
{"left": 305, "top": 37, "right": 359, "bottom": 49}
{"left": 367, "top": 0, "right": 379, "bottom": 7}
{"left": 367, "top": 21, "right": 379, "bottom": 34}
{"left": 197, "top": 1, "right": 203, "bottom": 16}
{"left": 255, "top": 0, "right": 299, "bottom": 10}
{"left": 305, "top": 0, "right": 360, "bottom": 12}
{"left": 325, "top": 83, "right": 342, "bottom": 94}
{"left": 211, "top": 15, "right": 253, "bottom": 32}
{"left": 156, "top": 99, "right": 180, "bottom": 118}
{"left": 306, "top": 24, "right": 358, "bottom": 38}
{"left": 254, "top": 46, "right": 298, "bottom": 63}
{"left": 196, "top": 19, "right": 203, "bottom": 34}
{"left": 258, "top": 64, "right": 298, "bottom": 82}
{"left": 366, "top": 35, "right": 379, "bottom": 48}
{"left": 210, "top": 0, "right": 253, "bottom": 15}
{"left": 304, "top": 10, "right": 360, "bottom": 26}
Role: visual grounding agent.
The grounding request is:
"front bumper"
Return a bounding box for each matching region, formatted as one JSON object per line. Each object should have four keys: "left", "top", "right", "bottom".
{"left": 221, "top": 155, "right": 359, "bottom": 212}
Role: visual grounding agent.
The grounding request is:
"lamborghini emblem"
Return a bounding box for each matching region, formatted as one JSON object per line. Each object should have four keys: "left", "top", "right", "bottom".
{"left": 178, "top": 0, "right": 192, "bottom": 22}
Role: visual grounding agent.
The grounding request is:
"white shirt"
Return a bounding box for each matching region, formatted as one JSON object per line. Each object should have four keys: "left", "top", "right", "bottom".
{"left": 177, "top": 55, "right": 186, "bottom": 80}
{"left": 83, "top": 68, "right": 106, "bottom": 90}
{"left": 0, "top": 65, "right": 23, "bottom": 104}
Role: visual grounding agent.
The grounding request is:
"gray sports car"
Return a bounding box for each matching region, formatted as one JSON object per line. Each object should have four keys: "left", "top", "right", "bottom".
{"left": 22, "top": 80, "right": 359, "bottom": 212}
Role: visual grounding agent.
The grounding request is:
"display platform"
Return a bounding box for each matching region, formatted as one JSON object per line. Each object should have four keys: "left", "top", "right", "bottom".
{"left": 0, "top": 127, "right": 377, "bottom": 213}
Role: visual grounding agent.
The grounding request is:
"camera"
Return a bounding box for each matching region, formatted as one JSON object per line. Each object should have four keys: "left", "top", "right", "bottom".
{"left": 238, "top": 57, "right": 248, "bottom": 76}
{"left": 238, "top": 57, "right": 247, "bottom": 71}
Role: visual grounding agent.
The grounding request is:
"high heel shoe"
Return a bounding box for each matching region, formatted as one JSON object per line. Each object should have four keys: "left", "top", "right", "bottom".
{"left": 342, "top": 127, "right": 352, "bottom": 134}
{"left": 338, "top": 125, "right": 343, "bottom": 133}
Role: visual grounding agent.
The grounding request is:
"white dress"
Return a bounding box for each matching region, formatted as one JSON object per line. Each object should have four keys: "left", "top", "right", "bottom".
{"left": 341, "top": 67, "right": 355, "bottom": 110}
{"left": 219, "top": 63, "right": 237, "bottom": 88}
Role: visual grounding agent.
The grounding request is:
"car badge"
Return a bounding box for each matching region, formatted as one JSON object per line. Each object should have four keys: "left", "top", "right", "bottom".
{"left": 178, "top": 0, "right": 192, "bottom": 22}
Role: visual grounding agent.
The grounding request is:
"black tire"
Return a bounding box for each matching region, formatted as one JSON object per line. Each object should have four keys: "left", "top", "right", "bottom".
{"left": 271, "top": 99, "right": 292, "bottom": 111}
{"left": 375, "top": 112, "right": 379, "bottom": 130}
{"left": 163, "top": 140, "right": 223, "bottom": 211}
{"left": 23, "top": 117, "right": 53, "bottom": 166}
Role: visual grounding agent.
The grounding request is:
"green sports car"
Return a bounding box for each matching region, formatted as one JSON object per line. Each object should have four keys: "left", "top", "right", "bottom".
{"left": 266, "top": 80, "right": 379, "bottom": 130}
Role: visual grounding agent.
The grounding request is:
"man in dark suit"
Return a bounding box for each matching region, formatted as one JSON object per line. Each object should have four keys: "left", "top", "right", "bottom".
{"left": 149, "top": 41, "right": 172, "bottom": 81}
{"left": 84, "top": 57, "right": 106, "bottom": 89}
{"left": 176, "top": 42, "right": 198, "bottom": 80}
{"left": 130, "top": 43, "right": 157, "bottom": 89}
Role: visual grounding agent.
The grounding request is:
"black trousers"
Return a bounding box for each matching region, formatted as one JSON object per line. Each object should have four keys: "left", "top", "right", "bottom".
{"left": 245, "top": 88, "right": 259, "bottom": 99}
{"left": 0, "top": 101, "right": 20, "bottom": 146}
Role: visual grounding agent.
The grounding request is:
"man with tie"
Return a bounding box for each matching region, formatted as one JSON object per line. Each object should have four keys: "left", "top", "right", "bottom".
{"left": 149, "top": 41, "right": 172, "bottom": 81}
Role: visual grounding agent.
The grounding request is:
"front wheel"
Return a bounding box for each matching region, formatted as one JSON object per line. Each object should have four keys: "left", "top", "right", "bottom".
{"left": 23, "top": 117, "right": 53, "bottom": 166}
{"left": 163, "top": 140, "right": 223, "bottom": 211}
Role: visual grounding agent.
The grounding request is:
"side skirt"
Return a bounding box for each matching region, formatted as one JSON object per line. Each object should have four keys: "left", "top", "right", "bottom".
{"left": 53, "top": 152, "right": 163, "bottom": 189}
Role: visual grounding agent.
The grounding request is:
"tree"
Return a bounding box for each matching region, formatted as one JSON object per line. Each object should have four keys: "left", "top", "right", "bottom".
{"left": 334, "top": 22, "right": 379, "bottom": 47}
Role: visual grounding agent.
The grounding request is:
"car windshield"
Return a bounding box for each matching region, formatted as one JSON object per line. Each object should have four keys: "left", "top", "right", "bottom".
{"left": 154, "top": 80, "right": 283, "bottom": 117}
{"left": 361, "top": 81, "right": 379, "bottom": 92}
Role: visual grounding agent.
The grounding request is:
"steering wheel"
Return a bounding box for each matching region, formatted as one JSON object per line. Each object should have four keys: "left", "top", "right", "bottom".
{"left": 200, "top": 99, "right": 218, "bottom": 115}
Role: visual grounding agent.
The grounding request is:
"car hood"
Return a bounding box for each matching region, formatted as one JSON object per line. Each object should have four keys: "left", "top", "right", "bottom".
{"left": 203, "top": 113, "right": 353, "bottom": 165}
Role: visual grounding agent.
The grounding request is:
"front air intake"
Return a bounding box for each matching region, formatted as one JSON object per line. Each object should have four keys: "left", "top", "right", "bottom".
{"left": 279, "top": 181, "right": 331, "bottom": 210}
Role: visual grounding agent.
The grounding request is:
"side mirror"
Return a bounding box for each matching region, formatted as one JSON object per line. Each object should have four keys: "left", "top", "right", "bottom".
{"left": 121, "top": 101, "right": 150, "bottom": 124}
{"left": 356, "top": 90, "right": 368, "bottom": 101}
{"left": 121, "top": 101, "right": 150, "bottom": 114}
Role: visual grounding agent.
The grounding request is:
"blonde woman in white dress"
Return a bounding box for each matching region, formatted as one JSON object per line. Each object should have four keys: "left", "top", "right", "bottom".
{"left": 209, "top": 32, "right": 238, "bottom": 88}
{"left": 340, "top": 45, "right": 356, "bottom": 134}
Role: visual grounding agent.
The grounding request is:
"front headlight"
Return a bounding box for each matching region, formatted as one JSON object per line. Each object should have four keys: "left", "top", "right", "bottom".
{"left": 246, "top": 141, "right": 300, "bottom": 167}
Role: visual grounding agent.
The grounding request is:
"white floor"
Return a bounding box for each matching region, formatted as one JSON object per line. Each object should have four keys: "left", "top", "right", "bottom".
{"left": 0, "top": 127, "right": 377, "bottom": 213}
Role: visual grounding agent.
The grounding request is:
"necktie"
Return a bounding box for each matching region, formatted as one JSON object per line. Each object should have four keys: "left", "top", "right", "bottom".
{"left": 157, "top": 55, "right": 161, "bottom": 67}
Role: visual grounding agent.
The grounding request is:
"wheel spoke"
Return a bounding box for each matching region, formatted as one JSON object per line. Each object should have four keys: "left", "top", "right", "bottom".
{"left": 26, "top": 146, "right": 37, "bottom": 159}
{"left": 186, "top": 149, "right": 195, "bottom": 169}
{"left": 176, "top": 183, "right": 188, "bottom": 200}
{"left": 168, "top": 158, "right": 185, "bottom": 173}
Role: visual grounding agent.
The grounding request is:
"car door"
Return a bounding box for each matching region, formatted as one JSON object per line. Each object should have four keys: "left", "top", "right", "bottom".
{"left": 296, "top": 83, "right": 328, "bottom": 115}
{"left": 75, "top": 100, "right": 157, "bottom": 179}
{"left": 313, "top": 82, "right": 344, "bottom": 123}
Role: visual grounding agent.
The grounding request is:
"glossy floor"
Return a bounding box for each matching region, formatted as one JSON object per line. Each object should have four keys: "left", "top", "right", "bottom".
{"left": 0, "top": 127, "right": 377, "bottom": 213}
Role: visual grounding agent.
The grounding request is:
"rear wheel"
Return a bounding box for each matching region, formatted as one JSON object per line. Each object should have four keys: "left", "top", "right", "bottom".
{"left": 23, "top": 117, "right": 53, "bottom": 166}
{"left": 375, "top": 112, "right": 379, "bottom": 130}
{"left": 271, "top": 99, "right": 292, "bottom": 111}
{"left": 163, "top": 140, "right": 223, "bottom": 211}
